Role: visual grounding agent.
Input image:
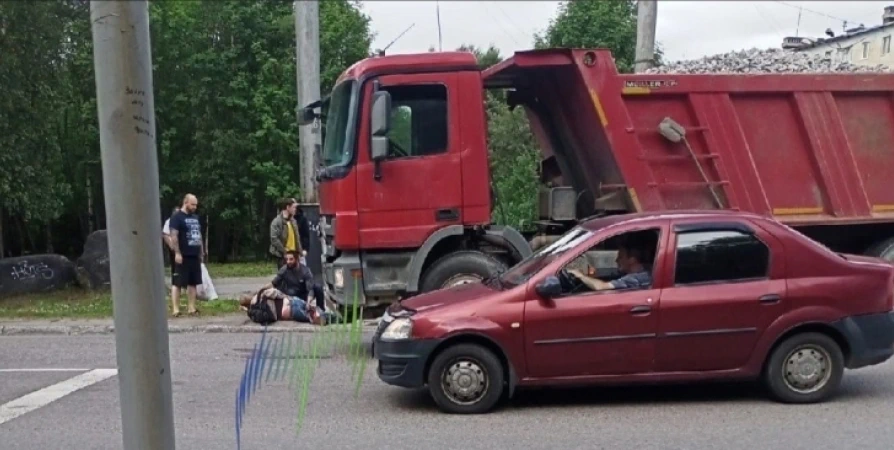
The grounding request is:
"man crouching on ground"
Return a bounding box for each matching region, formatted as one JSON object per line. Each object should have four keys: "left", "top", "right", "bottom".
{"left": 270, "top": 250, "right": 325, "bottom": 312}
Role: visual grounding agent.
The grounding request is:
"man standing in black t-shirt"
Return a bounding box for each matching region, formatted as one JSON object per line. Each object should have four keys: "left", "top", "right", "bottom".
{"left": 168, "top": 193, "right": 204, "bottom": 316}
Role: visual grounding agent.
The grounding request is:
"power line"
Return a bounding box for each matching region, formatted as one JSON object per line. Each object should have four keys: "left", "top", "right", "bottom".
{"left": 774, "top": 1, "right": 861, "bottom": 28}
{"left": 490, "top": 2, "right": 530, "bottom": 43}
{"left": 481, "top": 2, "right": 521, "bottom": 46}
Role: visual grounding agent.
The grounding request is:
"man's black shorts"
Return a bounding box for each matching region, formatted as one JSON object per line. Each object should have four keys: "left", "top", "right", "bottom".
{"left": 173, "top": 256, "right": 202, "bottom": 288}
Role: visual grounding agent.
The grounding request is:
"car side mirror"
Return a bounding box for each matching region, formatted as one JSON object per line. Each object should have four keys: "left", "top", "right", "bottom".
{"left": 535, "top": 275, "right": 563, "bottom": 299}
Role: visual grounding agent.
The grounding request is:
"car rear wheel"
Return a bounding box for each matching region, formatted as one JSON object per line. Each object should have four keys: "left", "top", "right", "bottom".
{"left": 763, "top": 332, "right": 844, "bottom": 404}
{"left": 427, "top": 343, "right": 505, "bottom": 414}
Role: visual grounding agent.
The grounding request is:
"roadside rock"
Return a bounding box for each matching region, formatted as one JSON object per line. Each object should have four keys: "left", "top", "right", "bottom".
{"left": 76, "top": 230, "right": 111, "bottom": 290}
{"left": 0, "top": 254, "right": 77, "bottom": 298}
{"left": 644, "top": 47, "right": 894, "bottom": 74}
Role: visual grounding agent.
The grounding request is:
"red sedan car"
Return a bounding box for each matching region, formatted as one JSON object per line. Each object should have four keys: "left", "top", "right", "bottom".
{"left": 374, "top": 211, "right": 894, "bottom": 414}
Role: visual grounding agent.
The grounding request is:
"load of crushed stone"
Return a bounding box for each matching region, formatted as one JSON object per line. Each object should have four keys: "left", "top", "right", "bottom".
{"left": 643, "top": 47, "right": 894, "bottom": 74}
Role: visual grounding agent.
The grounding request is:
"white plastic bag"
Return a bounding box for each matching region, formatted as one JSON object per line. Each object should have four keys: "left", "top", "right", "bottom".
{"left": 197, "top": 263, "right": 218, "bottom": 301}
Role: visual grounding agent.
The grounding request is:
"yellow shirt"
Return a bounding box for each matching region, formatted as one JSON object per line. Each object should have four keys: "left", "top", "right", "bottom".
{"left": 285, "top": 221, "right": 297, "bottom": 252}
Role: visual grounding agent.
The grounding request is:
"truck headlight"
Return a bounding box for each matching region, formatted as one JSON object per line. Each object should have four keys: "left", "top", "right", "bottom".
{"left": 334, "top": 268, "right": 344, "bottom": 289}
{"left": 381, "top": 318, "right": 412, "bottom": 340}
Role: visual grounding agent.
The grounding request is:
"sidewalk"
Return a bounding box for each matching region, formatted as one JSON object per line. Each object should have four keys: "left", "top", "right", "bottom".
{"left": 0, "top": 314, "right": 379, "bottom": 336}
{"left": 164, "top": 275, "right": 270, "bottom": 299}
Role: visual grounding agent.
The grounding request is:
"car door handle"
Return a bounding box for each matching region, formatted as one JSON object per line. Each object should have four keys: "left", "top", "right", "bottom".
{"left": 759, "top": 294, "right": 781, "bottom": 304}
{"left": 630, "top": 305, "right": 651, "bottom": 315}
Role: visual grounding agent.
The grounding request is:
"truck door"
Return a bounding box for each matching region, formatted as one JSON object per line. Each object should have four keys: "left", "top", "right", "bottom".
{"left": 355, "top": 74, "right": 463, "bottom": 248}
{"left": 655, "top": 220, "right": 787, "bottom": 372}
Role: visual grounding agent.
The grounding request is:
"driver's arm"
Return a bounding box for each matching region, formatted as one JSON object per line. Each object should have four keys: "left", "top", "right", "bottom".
{"left": 567, "top": 269, "right": 615, "bottom": 291}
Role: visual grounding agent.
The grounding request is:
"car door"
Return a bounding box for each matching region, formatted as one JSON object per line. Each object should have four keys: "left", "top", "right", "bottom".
{"left": 523, "top": 223, "right": 668, "bottom": 379}
{"left": 655, "top": 219, "right": 787, "bottom": 373}
{"left": 355, "top": 74, "right": 463, "bottom": 248}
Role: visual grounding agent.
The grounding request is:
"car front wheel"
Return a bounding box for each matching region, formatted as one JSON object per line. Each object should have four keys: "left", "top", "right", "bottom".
{"left": 427, "top": 343, "right": 505, "bottom": 414}
{"left": 764, "top": 332, "right": 844, "bottom": 404}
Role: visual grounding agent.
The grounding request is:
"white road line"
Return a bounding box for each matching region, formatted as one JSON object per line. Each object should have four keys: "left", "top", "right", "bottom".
{"left": 0, "top": 368, "right": 118, "bottom": 426}
{"left": 0, "top": 369, "right": 90, "bottom": 373}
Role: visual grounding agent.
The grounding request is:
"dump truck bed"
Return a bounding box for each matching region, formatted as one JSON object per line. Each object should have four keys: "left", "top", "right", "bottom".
{"left": 484, "top": 49, "right": 894, "bottom": 226}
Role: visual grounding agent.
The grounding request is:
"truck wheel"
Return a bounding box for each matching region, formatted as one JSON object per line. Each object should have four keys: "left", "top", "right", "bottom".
{"left": 763, "top": 332, "right": 844, "bottom": 404}
{"left": 865, "top": 237, "right": 894, "bottom": 262}
{"left": 427, "top": 343, "right": 505, "bottom": 414}
{"left": 420, "top": 251, "right": 507, "bottom": 292}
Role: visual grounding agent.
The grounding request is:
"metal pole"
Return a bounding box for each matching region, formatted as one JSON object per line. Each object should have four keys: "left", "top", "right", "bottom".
{"left": 634, "top": 0, "right": 658, "bottom": 73}
{"left": 295, "top": 0, "right": 321, "bottom": 204}
{"left": 90, "top": 2, "right": 175, "bottom": 449}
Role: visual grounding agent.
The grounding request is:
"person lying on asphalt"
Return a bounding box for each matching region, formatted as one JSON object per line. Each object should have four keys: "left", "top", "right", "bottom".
{"left": 239, "top": 286, "right": 328, "bottom": 325}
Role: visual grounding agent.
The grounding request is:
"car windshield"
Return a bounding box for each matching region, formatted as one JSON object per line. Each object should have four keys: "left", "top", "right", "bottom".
{"left": 499, "top": 227, "right": 595, "bottom": 287}
{"left": 321, "top": 80, "right": 355, "bottom": 168}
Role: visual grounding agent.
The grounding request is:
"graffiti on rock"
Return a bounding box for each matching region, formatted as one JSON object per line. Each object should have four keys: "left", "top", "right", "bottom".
{"left": 10, "top": 260, "right": 55, "bottom": 281}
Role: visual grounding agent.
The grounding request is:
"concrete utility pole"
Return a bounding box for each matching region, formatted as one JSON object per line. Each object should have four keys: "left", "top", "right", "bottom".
{"left": 90, "top": 2, "right": 176, "bottom": 449}
{"left": 634, "top": 0, "right": 658, "bottom": 73}
{"left": 295, "top": 0, "right": 321, "bottom": 204}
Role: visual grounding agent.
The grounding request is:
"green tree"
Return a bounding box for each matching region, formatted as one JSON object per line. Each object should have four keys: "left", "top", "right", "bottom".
{"left": 534, "top": 0, "right": 665, "bottom": 73}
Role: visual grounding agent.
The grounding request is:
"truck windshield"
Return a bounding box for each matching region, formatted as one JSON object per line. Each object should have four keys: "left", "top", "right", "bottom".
{"left": 499, "top": 227, "right": 595, "bottom": 287}
{"left": 321, "top": 80, "right": 355, "bottom": 168}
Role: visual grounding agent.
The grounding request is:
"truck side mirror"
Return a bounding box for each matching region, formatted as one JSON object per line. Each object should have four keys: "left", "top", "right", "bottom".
{"left": 535, "top": 275, "right": 563, "bottom": 299}
{"left": 297, "top": 106, "right": 316, "bottom": 126}
{"left": 370, "top": 91, "right": 392, "bottom": 139}
{"left": 370, "top": 91, "right": 391, "bottom": 181}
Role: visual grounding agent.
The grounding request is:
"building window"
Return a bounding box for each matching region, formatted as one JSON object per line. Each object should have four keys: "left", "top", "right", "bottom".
{"left": 825, "top": 50, "right": 832, "bottom": 59}
{"left": 884, "top": 36, "right": 891, "bottom": 55}
{"left": 862, "top": 41, "right": 870, "bottom": 59}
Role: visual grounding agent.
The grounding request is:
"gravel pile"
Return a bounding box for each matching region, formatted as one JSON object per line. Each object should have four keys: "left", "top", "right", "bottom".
{"left": 643, "top": 47, "right": 894, "bottom": 74}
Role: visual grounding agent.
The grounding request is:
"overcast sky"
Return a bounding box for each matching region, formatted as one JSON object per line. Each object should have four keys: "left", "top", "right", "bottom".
{"left": 360, "top": 1, "right": 893, "bottom": 61}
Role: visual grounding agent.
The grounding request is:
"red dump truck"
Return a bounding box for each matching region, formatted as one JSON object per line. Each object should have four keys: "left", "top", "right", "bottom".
{"left": 299, "top": 48, "right": 894, "bottom": 309}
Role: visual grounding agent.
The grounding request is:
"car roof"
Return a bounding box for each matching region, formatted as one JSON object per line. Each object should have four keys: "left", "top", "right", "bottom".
{"left": 579, "top": 210, "right": 769, "bottom": 231}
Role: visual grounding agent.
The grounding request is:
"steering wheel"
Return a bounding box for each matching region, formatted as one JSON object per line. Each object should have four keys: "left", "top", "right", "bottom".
{"left": 389, "top": 139, "right": 409, "bottom": 157}
{"left": 557, "top": 268, "right": 578, "bottom": 292}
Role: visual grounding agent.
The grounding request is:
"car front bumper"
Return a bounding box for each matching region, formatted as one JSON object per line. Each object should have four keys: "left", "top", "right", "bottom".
{"left": 374, "top": 337, "right": 442, "bottom": 389}
{"left": 832, "top": 311, "right": 894, "bottom": 369}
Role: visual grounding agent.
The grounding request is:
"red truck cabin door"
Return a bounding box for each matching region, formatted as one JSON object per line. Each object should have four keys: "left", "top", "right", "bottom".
{"left": 355, "top": 73, "right": 464, "bottom": 248}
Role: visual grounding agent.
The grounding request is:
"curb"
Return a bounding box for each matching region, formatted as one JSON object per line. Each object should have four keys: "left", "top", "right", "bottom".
{"left": 0, "top": 324, "right": 379, "bottom": 336}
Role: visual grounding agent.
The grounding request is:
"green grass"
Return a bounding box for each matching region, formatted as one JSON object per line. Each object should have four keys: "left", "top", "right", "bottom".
{"left": 0, "top": 288, "right": 241, "bottom": 319}
{"left": 204, "top": 261, "right": 276, "bottom": 278}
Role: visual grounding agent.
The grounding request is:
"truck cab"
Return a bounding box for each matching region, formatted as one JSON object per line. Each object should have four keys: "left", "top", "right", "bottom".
{"left": 310, "top": 52, "right": 532, "bottom": 309}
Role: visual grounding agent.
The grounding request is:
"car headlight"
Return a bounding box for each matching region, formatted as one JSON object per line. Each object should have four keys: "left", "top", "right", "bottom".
{"left": 333, "top": 268, "right": 344, "bottom": 289}
{"left": 381, "top": 318, "right": 412, "bottom": 340}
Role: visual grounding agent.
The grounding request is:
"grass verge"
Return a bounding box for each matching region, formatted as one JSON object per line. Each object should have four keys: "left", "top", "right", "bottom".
{"left": 0, "top": 288, "right": 241, "bottom": 319}
{"left": 204, "top": 261, "right": 276, "bottom": 278}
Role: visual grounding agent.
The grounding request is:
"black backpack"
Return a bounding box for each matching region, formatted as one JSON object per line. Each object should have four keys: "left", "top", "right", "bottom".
{"left": 247, "top": 289, "right": 277, "bottom": 325}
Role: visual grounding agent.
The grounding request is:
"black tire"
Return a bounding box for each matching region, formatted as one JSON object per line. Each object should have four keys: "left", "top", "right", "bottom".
{"left": 865, "top": 237, "right": 894, "bottom": 263}
{"left": 763, "top": 332, "right": 844, "bottom": 404}
{"left": 427, "top": 343, "right": 505, "bottom": 414}
{"left": 420, "top": 251, "right": 507, "bottom": 292}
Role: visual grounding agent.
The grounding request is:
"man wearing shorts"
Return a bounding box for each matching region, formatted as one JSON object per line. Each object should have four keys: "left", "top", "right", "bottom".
{"left": 168, "top": 194, "right": 204, "bottom": 316}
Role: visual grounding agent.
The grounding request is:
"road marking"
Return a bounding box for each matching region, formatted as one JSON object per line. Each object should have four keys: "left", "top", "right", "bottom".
{"left": 0, "top": 369, "right": 117, "bottom": 425}
{"left": 0, "top": 369, "right": 90, "bottom": 373}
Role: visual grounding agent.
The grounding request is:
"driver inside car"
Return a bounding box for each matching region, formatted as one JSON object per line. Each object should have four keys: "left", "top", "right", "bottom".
{"left": 567, "top": 245, "right": 652, "bottom": 291}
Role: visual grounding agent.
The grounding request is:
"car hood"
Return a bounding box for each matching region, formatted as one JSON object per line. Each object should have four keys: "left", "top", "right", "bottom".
{"left": 842, "top": 253, "right": 893, "bottom": 268}
{"left": 399, "top": 282, "right": 497, "bottom": 313}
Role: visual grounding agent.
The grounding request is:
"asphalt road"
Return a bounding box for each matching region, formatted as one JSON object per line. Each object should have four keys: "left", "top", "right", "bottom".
{"left": 2, "top": 333, "right": 894, "bottom": 450}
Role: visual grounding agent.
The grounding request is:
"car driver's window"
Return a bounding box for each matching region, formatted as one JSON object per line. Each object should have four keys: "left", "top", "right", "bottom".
{"left": 558, "top": 228, "right": 661, "bottom": 295}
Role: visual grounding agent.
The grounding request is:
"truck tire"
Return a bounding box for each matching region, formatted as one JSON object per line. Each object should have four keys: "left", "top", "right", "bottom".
{"left": 865, "top": 237, "right": 894, "bottom": 262}
{"left": 427, "top": 343, "right": 505, "bottom": 414}
{"left": 420, "top": 251, "right": 507, "bottom": 292}
{"left": 763, "top": 332, "right": 844, "bottom": 404}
